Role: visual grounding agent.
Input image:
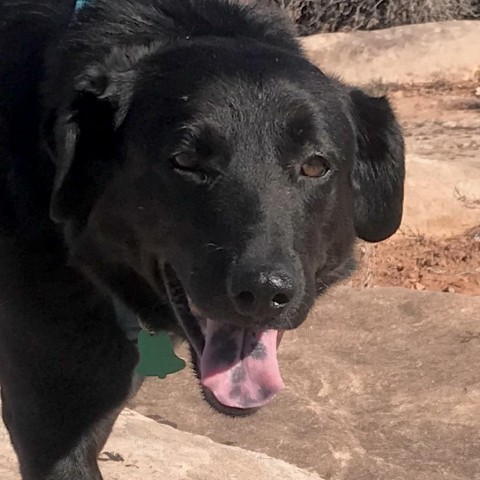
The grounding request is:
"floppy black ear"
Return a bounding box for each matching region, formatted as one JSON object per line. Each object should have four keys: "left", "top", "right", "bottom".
{"left": 350, "top": 89, "right": 405, "bottom": 242}
{"left": 49, "top": 49, "right": 141, "bottom": 224}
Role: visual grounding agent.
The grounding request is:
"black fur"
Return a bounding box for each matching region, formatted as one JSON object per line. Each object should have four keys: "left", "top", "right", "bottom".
{"left": 0, "top": 0, "right": 404, "bottom": 478}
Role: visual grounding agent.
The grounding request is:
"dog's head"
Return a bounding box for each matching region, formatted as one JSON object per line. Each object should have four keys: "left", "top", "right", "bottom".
{"left": 47, "top": 12, "right": 404, "bottom": 415}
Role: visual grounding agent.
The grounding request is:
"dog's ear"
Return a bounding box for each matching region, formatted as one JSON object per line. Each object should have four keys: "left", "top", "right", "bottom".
{"left": 50, "top": 62, "right": 135, "bottom": 224}
{"left": 349, "top": 89, "right": 405, "bottom": 242}
{"left": 49, "top": 45, "right": 158, "bottom": 224}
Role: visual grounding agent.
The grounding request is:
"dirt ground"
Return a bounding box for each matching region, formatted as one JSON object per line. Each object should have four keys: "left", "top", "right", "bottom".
{"left": 350, "top": 81, "right": 480, "bottom": 296}
{"left": 350, "top": 228, "right": 480, "bottom": 295}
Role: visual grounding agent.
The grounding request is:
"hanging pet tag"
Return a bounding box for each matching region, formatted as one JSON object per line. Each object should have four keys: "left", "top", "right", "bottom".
{"left": 136, "top": 330, "right": 186, "bottom": 378}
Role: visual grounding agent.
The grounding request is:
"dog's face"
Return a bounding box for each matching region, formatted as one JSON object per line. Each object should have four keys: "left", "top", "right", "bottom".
{"left": 49, "top": 40, "right": 404, "bottom": 415}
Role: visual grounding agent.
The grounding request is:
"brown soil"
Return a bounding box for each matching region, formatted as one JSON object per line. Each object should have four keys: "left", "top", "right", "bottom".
{"left": 350, "top": 81, "right": 480, "bottom": 297}
{"left": 350, "top": 228, "right": 480, "bottom": 296}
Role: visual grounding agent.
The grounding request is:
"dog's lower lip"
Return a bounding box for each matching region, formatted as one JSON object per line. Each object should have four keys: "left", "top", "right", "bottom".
{"left": 201, "top": 385, "right": 260, "bottom": 417}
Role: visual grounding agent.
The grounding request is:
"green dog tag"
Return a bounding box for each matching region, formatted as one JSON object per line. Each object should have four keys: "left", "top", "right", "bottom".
{"left": 136, "top": 330, "right": 186, "bottom": 378}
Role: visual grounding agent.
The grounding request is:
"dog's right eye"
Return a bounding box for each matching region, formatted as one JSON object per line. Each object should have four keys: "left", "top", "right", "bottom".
{"left": 170, "top": 152, "right": 198, "bottom": 171}
{"left": 169, "top": 152, "right": 210, "bottom": 183}
{"left": 300, "top": 154, "right": 330, "bottom": 179}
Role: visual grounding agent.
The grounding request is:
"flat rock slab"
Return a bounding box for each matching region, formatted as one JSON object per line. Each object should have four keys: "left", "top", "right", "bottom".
{"left": 301, "top": 21, "right": 480, "bottom": 85}
{"left": 402, "top": 154, "right": 480, "bottom": 236}
{"left": 131, "top": 287, "right": 480, "bottom": 480}
{"left": 0, "top": 407, "right": 322, "bottom": 479}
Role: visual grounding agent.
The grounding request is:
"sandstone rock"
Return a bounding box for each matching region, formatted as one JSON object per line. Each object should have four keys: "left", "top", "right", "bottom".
{"left": 301, "top": 21, "right": 480, "bottom": 85}
{"left": 0, "top": 427, "right": 18, "bottom": 480}
{"left": 402, "top": 154, "right": 480, "bottom": 236}
{"left": 0, "top": 403, "right": 323, "bottom": 479}
{"left": 131, "top": 287, "right": 480, "bottom": 480}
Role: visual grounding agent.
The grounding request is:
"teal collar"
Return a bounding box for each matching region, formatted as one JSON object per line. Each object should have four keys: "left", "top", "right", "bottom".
{"left": 75, "top": 0, "right": 88, "bottom": 11}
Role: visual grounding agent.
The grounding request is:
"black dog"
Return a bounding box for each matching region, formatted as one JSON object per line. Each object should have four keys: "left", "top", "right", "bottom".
{"left": 0, "top": 0, "right": 404, "bottom": 478}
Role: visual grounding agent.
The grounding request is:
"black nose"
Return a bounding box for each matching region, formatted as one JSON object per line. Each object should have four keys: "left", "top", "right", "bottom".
{"left": 228, "top": 266, "right": 296, "bottom": 317}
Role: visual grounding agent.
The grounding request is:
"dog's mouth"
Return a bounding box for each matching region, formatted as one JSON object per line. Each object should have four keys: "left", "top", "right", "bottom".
{"left": 161, "top": 264, "right": 285, "bottom": 415}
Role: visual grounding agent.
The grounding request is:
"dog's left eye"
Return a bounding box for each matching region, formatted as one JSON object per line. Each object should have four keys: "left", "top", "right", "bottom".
{"left": 300, "top": 155, "right": 330, "bottom": 178}
{"left": 170, "top": 153, "right": 198, "bottom": 170}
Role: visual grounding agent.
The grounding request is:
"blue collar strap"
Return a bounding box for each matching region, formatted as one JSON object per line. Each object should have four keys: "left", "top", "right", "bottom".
{"left": 75, "top": 0, "right": 88, "bottom": 11}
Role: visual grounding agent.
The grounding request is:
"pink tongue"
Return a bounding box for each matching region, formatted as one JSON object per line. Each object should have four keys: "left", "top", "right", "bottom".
{"left": 199, "top": 319, "right": 284, "bottom": 409}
